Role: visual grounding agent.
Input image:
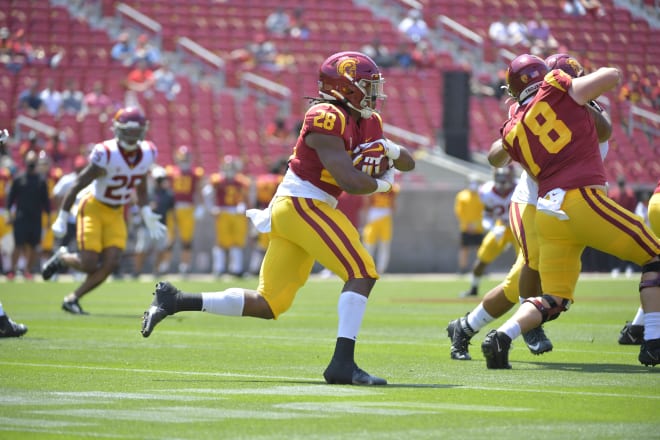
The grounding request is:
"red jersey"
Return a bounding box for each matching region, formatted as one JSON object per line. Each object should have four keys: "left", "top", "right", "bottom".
{"left": 0, "top": 168, "right": 11, "bottom": 209}
{"left": 166, "top": 165, "right": 204, "bottom": 204}
{"left": 501, "top": 69, "right": 606, "bottom": 197}
{"left": 254, "top": 172, "right": 282, "bottom": 209}
{"left": 209, "top": 173, "right": 250, "bottom": 207}
{"left": 288, "top": 102, "right": 384, "bottom": 198}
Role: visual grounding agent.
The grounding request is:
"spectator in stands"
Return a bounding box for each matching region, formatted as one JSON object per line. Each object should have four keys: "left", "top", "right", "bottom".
{"left": 265, "top": 7, "right": 291, "bottom": 37}
{"left": 361, "top": 38, "right": 395, "bottom": 69}
{"left": 42, "top": 132, "right": 67, "bottom": 167}
{"left": 0, "top": 27, "right": 13, "bottom": 66}
{"left": 153, "top": 61, "right": 181, "bottom": 101}
{"left": 288, "top": 7, "right": 310, "bottom": 40}
{"left": 263, "top": 116, "right": 295, "bottom": 147}
{"left": 110, "top": 31, "right": 134, "bottom": 67}
{"left": 563, "top": 0, "right": 606, "bottom": 17}
{"left": 247, "top": 33, "right": 278, "bottom": 72}
{"left": 526, "top": 12, "right": 559, "bottom": 56}
{"left": 83, "top": 80, "right": 115, "bottom": 118}
{"left": 273, "top": 43, "right": 297, "bottom": 72}
{"left": 60, "top": 79, "right": 85, "bottom": 116}
{"left": 132, "top": 34, "right": 161, "bottom": 68}
{"left": 393, "top": 42, "right": 414, "bottom": 69}
{"left": 410, "top": 41, "right": 437, "bottom": 69}
{"left": 506, "top": 15, "right": 528, "bottom": 47}
{"left": 10, "top": 29, "right": 35, "bottom": 65}
{"left": 40, "top": 78, "right": 62, "bottom": 117}
{"left": 124, "top": 59, "right": 155, "bottom": 108}
{"left": 17, "top": 80, "right": 44, "bottom": 116}
{"left": 488, "top": 16, "right": 510, "bottom": 46}
{"left": 17, "top": 130, "right": 41, "bottom": 159}
{"left": 398, "top": 9, "right": 429, "bottom": 43}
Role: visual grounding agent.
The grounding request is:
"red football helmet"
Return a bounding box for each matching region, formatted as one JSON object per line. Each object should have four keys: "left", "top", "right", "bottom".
{"left": 112, "top": 107, "right": 149, "bottom": 151}
{"left": 318, "top": 51, "right": 386, "bottom": 118}
{"left": 544, "top": 53, "right": 584, "bottom": 78}
{"left": 505, "top": 54, "right": 549, "bottom": 103}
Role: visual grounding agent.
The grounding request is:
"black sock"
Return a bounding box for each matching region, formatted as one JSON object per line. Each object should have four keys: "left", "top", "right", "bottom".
{"left": 331, "top": 337, "right": 355, "bottom": 363}
{"left": 176, "top": 293, "right": 203, "bottom": 312}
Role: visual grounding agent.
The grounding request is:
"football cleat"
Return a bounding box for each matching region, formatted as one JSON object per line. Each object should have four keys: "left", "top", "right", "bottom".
{"left": 42, "top": 246, "right": 67, "bottom": 281}
{"left": 447, "top": 315, "right": 476, "bottom": 360}
{"left": 522, "top": 325, "right": 553, "bottom": 355}
{"left": 141, "top": 281, "right": 179, "bottom": 337}
{"left": 459, "top": 287, "right": 478, "bottom": 298}
{"left": 62, "top": 298, "right": 88, "bottom": 315}
{"left": 481, "top": 330, "right": 512, "bottom": 369}
{"left": 618, "top": 321, "right": 644, "bottom": 345}
{"left": 638, "top": 338, "right": 660, "bottom": 367}
{"left": 0, "top": 315, "right": 28, "bottom": 338}
{"left": 323, "top": 360, "right": 387, "bottom": 385}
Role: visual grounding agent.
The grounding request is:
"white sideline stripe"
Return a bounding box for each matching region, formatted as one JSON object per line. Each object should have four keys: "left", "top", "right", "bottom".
{"left": 1, "top": 361, "right": 658, "bottom": 400}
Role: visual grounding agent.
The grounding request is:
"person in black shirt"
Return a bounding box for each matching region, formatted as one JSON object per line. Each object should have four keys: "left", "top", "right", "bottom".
{"left": 7, "top": 149, "right": 50, "bottom": 279}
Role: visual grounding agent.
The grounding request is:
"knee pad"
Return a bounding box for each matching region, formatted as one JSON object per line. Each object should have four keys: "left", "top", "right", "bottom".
{"left": 639, "top": 260, "right": 660, "bottom": 292}
{"left": 523, "top": 295, "right": 570, "bottom": 323}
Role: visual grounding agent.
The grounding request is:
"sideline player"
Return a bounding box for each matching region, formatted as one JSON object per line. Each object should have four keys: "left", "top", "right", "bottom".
{"left": 42, "top": 107, "right": 166, "bottom": 314}
{"left": 141, "top": 51, "right": 415, "bottom": 385}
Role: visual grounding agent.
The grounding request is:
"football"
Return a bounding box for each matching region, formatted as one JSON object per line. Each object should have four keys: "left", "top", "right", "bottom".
{"left": 352, "top": 140, "right": 392, "bottom": 178}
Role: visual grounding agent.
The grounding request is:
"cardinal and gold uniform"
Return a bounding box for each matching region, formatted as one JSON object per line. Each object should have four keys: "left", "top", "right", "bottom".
{"left": 165, "top": 164, "right": 204, "bottom": 244}
{"left": 77, "top": 139, "right": 157, "bottom": 253}
{"left": 253, "top": 171, "right": 283, "bottom": 250}
{"left": 650, "top": 181, "right": 660, "bottom": 236}
{"left": 501, "top": 69, "right": 660, "bottom": 301}
{"left": 209, "top": 171, "right": 251, "bottom": 249}
{"left": 257, "top": 102, "right": 381, "bottom": 317}
{"left": 362, "top": 184, "right": 398, "bottom": 248}
{"left": 40, "top": 165, "right": 63, "bottom": 253}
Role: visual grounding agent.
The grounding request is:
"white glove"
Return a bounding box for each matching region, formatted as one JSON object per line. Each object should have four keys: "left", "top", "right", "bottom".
{"left": 383, "top": 139, "right": 401, "bottom": 160}
{"left": 236, "top": 202, "right": 246, "bottom": 214}
{"left": 140, "top": 205, "right": 167, "bottom": 240}
{"left": 51, "top": 210, "right": 69, "bottom": 239}
{"left": 373, "top": 168, "right": 396, "bottom": 193}
{"left": 0, "top": 129, "right": 8, "bottom": 144}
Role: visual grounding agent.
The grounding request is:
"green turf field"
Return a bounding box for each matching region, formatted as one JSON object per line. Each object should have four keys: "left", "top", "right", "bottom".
{"left": 0, "top": 275, "right": 658, "bottom": 439}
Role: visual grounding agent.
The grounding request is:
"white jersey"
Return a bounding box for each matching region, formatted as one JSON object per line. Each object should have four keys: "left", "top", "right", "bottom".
{"left": 479, "top": 180, "right": 514, "bottom": 228}
{"left": 88, "top": 139, "right": 157, "bottom": 205}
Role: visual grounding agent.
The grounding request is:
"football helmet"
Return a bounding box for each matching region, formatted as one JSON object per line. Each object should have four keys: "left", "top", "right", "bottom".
{"left": 175, "top": 145, "right": 192, "bottom": 170}
{"left": 318, "top": 51, "right": 385, "bottom": 118}
{"left": 493, "top": 165, "right": 515, "bottom": 193}
{"left": 544, "top": 53, "right": 584, "bottom": 78}
{"left": 112, "top": 107, "right": 149, "bottom": 151}
{"left": 221, "top": 155, "right": 243, "bottom": 178}
{"left": 505, "top": 54, "right": 549, "bottom": 103}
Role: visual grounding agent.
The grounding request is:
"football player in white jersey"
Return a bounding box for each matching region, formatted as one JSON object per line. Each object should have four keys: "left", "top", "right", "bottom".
{"left": 42, "top": 107, "right": 166, "bottom": 314}
{"left": 459, "top": 165, "right": 518, "bottom": 297}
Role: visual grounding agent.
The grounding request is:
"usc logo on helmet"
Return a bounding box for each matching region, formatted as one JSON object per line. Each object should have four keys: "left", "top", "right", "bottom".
{"left": 337, "top": 58, "right": 358, "bottom": 79}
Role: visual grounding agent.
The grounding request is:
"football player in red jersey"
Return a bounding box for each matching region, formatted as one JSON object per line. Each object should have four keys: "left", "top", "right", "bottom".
{"left": 205, "top": 155, "right": 251, "bottom": 277}
{"left": 141, "top": 51, "right": 415, "bottom": 385}
{"left": 165, "top": 145, "right": 205, "bottom": 276}
{"left": 483, "top": 54, "right": 660, "bottom": 368}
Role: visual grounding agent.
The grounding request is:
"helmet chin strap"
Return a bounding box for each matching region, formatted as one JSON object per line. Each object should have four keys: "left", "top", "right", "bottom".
{"left": 328, "top": 90, "right": 374, "bottom": 118}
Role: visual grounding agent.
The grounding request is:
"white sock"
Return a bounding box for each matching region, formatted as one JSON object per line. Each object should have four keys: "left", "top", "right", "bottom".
{"left": 229, "top": 247, "right": 244, "bottom": 274}
{"left": 201, "top": 288, "right": 244, "bottom": 316}
{"left": 498, "top": 319, "right": 522, "bottom": 341}
{"left": 632, "top": 306, "right": 644, "bottom": 326}
{"left": 212, "top": 246, "right": 225, "bottom": 274}
{"left": 376, "top": 242, "right": 391, "bottom": 274}
{"left": 644, "top": 312, "right": 660, "bottom": 340}
{"left": 470, "top": 274, "right": 481, "bottom": 288}
{"left": 466, "top": 303, "right": 495, "bottom": 332}
{"left": 337, "top": 291, "right": 367, "bottom": 340}
{"left": 0, "top": 302, "right": 4, "bottom": 316}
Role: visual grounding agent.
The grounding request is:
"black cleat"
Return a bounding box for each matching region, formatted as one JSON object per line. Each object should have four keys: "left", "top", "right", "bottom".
{"left": 62, "top": 298, "right": 88, "bottom": 315}
{"left": 141, "top": 281, "right": 179, "bottom": 338}
{"left": 0, "top": 315, "right": 28, "bottom": 337}
{"left": 481, "top": 329, "right": 512, "bottom": 369}
{"left": 42, "top": 246, "right": 67, "bottom": 281}
{"left": 639, "top": 338, "right": 660, "bottom": 367}
{"left": 459, "top": 287, "right": 478, "bottom": 298}
{"left": 618, "top": 321, "right": 644, "bottom": 345}
{"left": 523, "top": 325, "right": 553, "bottom": 355}
{"left": 323, "top": 360, "right": 387, "bottom": 385}
{"left": 446, "top": 314, "right": 476, "bottom": 360}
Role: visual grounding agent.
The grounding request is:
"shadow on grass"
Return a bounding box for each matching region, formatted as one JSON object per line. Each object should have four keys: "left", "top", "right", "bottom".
{"left": 520, "top": 361, "right": 658, "bottom": 373}
{"left": 152, "top": 378, "right": 461, "bottom": 388}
